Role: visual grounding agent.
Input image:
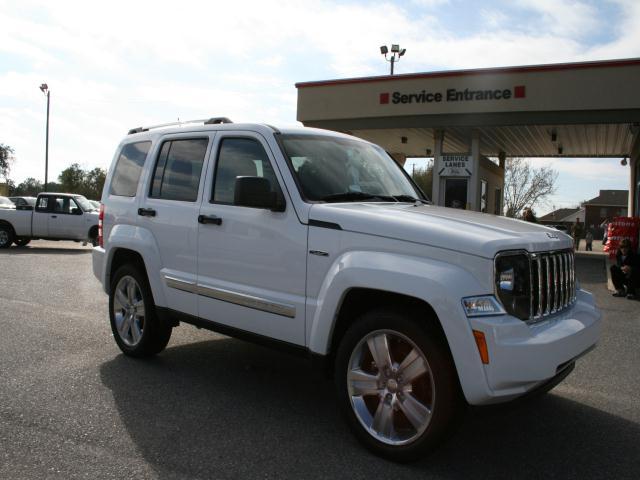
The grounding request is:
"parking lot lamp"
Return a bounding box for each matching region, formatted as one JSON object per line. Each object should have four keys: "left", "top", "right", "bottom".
{"left": 380, "top": 44, "right": 406, "bottom": 75}
{"left": 39, "top": 83, "right": 50, "bottom": 192}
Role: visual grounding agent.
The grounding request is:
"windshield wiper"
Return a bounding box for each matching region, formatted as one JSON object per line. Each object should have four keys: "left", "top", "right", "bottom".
{"left": 320, "top": 192, "right": 398, "bottom": 203}
{"left": 392, "top": 195, "right": 430, "bottom": 204}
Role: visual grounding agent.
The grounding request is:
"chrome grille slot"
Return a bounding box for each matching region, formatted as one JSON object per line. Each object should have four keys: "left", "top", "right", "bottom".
{"left": 530, "top": 249, "right": 575, "bottom": 321}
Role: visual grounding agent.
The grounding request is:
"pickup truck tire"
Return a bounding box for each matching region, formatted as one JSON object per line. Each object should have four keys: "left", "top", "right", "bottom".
{"left": 109, "top": 264, "right": 172, "bottom": 357}
{"left": 0, "top": 224, "right": 14, "bottom": 248}
{"left": 334, "top": 308, "right": 461, "bottom": 462}
{"left": 13, "top": 237, "right": 31, "bottom": 247}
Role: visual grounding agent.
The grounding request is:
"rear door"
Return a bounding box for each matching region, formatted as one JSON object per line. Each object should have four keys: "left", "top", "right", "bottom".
{"left": 136, "top": 132, "right": 214, "bottom": 317}
{"left": 196, "top": 132, "right": 307, "bottom": 345}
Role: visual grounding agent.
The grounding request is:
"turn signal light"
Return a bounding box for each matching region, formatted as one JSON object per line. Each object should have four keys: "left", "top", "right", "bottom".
{"left": 473, "top": 330, "right": 490, "bottom": 364}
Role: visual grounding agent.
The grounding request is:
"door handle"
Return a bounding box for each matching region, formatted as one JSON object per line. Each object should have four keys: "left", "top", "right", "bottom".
{"left": 138, "top": 208, "right": 156, "bottom": 217}
{"left": 198, "top": 214, "right": 222, "bottom": 225}
{"left": 51, "top": 215, "right": 57, "bottom": 218}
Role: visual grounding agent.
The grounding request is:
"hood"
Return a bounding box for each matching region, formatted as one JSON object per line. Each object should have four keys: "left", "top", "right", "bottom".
{"left": 308, "top": 203, "right": 573, "bottom": 259}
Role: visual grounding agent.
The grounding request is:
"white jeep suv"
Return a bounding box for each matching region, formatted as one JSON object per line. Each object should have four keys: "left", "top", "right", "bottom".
{"left": 93, "top": 118, "right": 601, "bottom": 461}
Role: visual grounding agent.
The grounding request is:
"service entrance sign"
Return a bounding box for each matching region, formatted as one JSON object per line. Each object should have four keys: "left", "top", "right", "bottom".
{"left": 438, "top": 154, "right": 473, "bottom": 177}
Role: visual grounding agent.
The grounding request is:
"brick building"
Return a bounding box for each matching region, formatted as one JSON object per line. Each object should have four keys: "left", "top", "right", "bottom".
{"left": 583, "top": 190, "right": 628, "bottom": 239}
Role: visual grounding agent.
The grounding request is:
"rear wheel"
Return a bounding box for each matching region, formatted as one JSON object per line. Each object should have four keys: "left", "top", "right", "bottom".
{"left": 0, "top": 225, "right": 14, "bottom": 249}
{"left": 109, "top": 264, "right": 172, "bottom": 357}
{"left": 335, "top": 308, "right": 462, "bottom": 462}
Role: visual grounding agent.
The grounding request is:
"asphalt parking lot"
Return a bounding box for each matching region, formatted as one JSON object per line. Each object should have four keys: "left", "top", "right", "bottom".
{"left": 1, "top": 241, "right": 639, "bottom": 479}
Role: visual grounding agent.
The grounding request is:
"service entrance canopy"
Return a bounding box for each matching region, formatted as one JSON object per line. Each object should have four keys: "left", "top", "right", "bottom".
{"left": 296, "top": 59, "right": 640, "bottom": 158}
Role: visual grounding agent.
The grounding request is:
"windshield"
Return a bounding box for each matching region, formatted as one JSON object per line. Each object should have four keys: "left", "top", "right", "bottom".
{"left": 280, "top": 134, "right": 426, "bottom": 203}
{"left": 74, "top": 196, "right": 96, "bottom": 212}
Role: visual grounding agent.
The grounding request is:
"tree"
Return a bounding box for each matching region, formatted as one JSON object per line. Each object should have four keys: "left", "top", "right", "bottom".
{"left": 503, "top": 158, "right": 558, "bottom": 218}
{"left": 0, "top": 143, "right": 15, "bottom": 182}
{"left": 411, "top": 163, "right": 433, "bottom": 199}
{"left": 57, "top": 164, "right": 106, "bottom": 199}
{"left": 85, "top": 167, "right": 107, "bottom": 199}
{"left": 13, "top": 177, "right": 44, "bottom": 196}
{"left": 58, "top": 164, "right": 86, "bottom": 195}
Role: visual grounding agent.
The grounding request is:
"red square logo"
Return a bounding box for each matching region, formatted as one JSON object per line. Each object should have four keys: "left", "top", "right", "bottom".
{"left": 514, "top": 85, "right": 526, "bottom": 98}
{"left": 380, "top": 92, "right": 390, "bottom": 104}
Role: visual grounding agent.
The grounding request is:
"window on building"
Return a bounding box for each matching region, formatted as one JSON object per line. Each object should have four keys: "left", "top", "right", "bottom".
{"left": 480, "top": 180, "right": 487, "bottom": 213}
{"left": 494, "top": 188, "right": 502, "bottom": 215}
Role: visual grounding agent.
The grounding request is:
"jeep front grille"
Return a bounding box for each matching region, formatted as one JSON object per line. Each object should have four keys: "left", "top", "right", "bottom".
{"left": 530, "top": 250, "right": 576, "bottom": 320}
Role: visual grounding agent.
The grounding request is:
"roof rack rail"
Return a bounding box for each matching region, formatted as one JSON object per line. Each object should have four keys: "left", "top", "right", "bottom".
{"left": 128, "top": 117, "right": 233, "bottom": 135}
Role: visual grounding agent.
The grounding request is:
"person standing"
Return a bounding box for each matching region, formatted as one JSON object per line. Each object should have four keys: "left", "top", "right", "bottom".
{"left": 585, "top": 228, "right": 593, "bottom": 251}
{"left": 522, "top": 207, "right": 537, "bottom": 223}
{"left": 571, "top": 218, "right": 584, "bottom": 250}
{"left": 611, "top": 239, "right": 639, "bottom": 299}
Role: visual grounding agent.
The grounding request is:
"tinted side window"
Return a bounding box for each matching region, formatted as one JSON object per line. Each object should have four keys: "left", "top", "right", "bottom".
{"left": 110, "top": 141, "right": 151, "bottom": 197}
{"left": 150, "top": 138, "right": 208, "bottom": 202}
{"left": 213, "top": 138, "right": 280, "bottom": 204}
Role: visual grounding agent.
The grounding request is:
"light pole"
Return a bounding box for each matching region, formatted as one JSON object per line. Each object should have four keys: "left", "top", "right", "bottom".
{"left": 39, "top": 83, "right": 50, "bottom": 192}
{"left": 380, "top": 44, "right": 406, "bottom": 75}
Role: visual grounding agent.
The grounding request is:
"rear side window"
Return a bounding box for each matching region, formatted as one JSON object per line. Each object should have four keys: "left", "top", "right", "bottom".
{"left": 110, "top": 141, "right": 151, "bottom": 197}
{"left": 150, "top": 138, "right": 208, "bottom": 202}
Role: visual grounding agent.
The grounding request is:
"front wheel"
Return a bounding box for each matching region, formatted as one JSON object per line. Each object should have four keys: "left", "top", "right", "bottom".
{"left": 0, "top": 224, "right": 14, "bottom": 248}
{"left": 109, "top": 264, "right": 172, "bottom": 357}
{"left": 335, "top": 309, "right": 462, "bottom": 462}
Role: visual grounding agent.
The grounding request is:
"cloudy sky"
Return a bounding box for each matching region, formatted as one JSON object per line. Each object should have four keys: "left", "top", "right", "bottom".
{"left": 1, "top": 0, "right": 638, "bottom": 213}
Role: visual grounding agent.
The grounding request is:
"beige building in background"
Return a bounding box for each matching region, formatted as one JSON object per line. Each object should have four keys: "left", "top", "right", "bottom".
{"left": 296, "top": 58, "right": 640, "bottom": 215}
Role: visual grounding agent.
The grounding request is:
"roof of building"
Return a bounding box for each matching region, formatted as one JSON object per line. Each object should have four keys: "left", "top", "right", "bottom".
{"left": 584, "top": 190, "right": 629, "bottom": 206}
{"left": 539, "top": 208, "right": 581, "bottom": 223}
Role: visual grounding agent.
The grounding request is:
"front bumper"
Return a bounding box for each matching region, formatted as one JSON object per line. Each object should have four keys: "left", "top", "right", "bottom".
{"left": 467, "top": 288, "right": 601, "bottom": 404}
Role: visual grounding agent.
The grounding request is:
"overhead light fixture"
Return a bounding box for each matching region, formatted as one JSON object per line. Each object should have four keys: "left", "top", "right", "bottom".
{"left": 551, "top": 131, "right": 557, "bottom": 142}
{"left": 380, "top": 45, "right": 388, "bottom": 55}
{"left": 557, "top": 145, "right": 563, "bottom": 155}
{"left": 399, "top": 48, "right": 406, "bottom": 57}
{"left": 391, "top": 44, "right": 400, "bottom": 53}
{"left": 621, "top": 157, "right": 628, "bottom": 166}
{"left": 401, "top": 136, "right": 408, "bottom": 144}
{"left": 380, "top": 43, "right": 406, "bottom": 75}
{"left": 426, "top": 148, "right": 432, "bottom": 155}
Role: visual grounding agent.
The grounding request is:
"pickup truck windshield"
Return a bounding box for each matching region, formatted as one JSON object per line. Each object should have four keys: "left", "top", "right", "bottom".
{"left": 74, "top": 196, "right": 95, "bottom": 212}
{"left": 280, "top": 134, "right": 425, "bottom": 203}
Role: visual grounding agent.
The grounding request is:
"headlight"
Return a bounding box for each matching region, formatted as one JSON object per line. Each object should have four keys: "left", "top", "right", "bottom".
{"left": 495, "top": 252, "right": 531, "bottom": 320}
{"left": 462, "top": 296, "right": 505, "bottom": 317}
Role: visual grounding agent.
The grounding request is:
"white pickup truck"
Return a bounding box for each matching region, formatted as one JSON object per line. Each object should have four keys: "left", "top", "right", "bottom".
{"left": 93, "top": 119, "right": 601, "bottom": 461}
{"left": 0, "top": 192, "right": 99, "bottom": 248}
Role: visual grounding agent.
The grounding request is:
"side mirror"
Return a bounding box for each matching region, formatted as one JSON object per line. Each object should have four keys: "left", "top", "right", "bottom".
{"left": 234, "top": 177, "right": 285, "bottom": 212}
{"left": 71, "top": 207, "right": 83, "bottom": 215}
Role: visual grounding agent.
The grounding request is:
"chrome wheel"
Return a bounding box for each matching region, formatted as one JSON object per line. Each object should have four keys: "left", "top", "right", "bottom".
{"left": 0, "top": 229, "right": 9, "bottom": 247}
{"left": 347, "top": 329, "right": 435, "bottom": 446}
{"left": 112, "top": 275, "right": 145, "bottom": 347}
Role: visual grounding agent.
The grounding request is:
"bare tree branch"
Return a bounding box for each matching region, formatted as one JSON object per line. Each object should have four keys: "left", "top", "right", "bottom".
{"left": 504, "top": 157, "right": 558, "bottom": 218}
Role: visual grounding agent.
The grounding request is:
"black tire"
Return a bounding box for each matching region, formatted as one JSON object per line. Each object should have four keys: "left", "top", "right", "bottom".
{"left": 89, "top": 227, "right": 98, "bottom": 247}
{"left": 109, "top": 264, "right": 172, "bottom": 357}
{"left": 14, "top": 237, "right": 31, "bottom": 247}
{"left": 334, "top": 308, "right": 462, "bottom": 462}
{"left": 0, "top": 224, "right": 14, "bottom": 249}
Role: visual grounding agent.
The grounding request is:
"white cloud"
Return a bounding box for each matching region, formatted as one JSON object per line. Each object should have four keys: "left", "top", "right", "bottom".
{"left": 1, "top": 0, "right": 638, "bottom": 188}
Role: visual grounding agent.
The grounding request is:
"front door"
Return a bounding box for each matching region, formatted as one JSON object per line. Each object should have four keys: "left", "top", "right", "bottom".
{"left": 197, "top": 133, "right": 307, "bottom": 345}
{"left": 48, "top": 196, "right": 86, "bottom": 239}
